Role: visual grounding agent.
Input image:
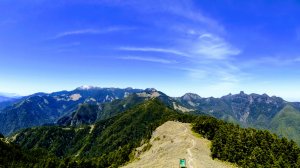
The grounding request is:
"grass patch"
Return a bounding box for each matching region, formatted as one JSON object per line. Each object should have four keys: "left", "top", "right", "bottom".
{"left": 142, "top": 143, "right": 152, "bottom": 152}
{"left": 191, "top": 129, "right": 202, "bottom": 138}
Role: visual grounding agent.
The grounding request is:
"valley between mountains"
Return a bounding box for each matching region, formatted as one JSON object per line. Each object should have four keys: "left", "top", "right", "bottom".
{"left": 1, "top": 86, "right": 300, "bottom": 167}
{"left": 1, "top": 86, "right": 300, "bottom": 145}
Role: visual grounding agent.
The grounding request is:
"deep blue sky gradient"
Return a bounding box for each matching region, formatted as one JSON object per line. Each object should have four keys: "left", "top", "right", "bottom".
{"left": 1, "top": 0, "right": 300, "bottom": 101}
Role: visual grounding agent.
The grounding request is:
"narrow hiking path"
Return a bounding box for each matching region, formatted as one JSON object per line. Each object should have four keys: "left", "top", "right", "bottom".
{"left": 185, "top": 125, "right": 194, "bottom": 168}
{"left": 187, "top": 139, "right": 195, "bottom": 168}
{"left": 123, "top": 121, "right": 236, "bottom": 168}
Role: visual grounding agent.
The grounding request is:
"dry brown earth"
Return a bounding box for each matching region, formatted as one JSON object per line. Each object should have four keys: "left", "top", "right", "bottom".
{"left": 122, "top": 121, "right": 236, "bottom": 168}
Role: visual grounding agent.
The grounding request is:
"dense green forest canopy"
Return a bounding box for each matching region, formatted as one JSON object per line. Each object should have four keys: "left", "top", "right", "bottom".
{"left": 192, "top": 117, "right": 300, "bottom": 167}
{"left": 1, "top": 98, "right": 300, "bottom": 167}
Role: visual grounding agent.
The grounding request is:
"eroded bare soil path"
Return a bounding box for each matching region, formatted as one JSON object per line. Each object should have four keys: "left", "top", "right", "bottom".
{"left": 122, "top": 121, "right": 236, "bottom": 168}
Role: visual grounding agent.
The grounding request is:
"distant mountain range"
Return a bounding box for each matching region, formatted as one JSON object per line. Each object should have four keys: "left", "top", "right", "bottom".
{"left": 0, "top": 87, "right": 146, "bottom": 135}
{"left": 1, "top": 99, "right": 185, "bottom": 167}
{"left": 4, "top": 98, "right": 299, "bottom": 167}
{"left": 1, "top": 86, "right": 300, "bottom": 145}
{"left": 0, "top": 92, "right": 21, "bottom": 98}
{"left": 0, "top": 96, "right": 12, "bottom": 102}
{"left": 0, "top": 95, "right": 12, "bottom": 102}
{"left": 0, "top": 94, "right": 20, "bottom": 102}
{"left": 176, "top": 91, "right": 300, "bottom": 145}
{"left": 0, "top": 95, "right": 22, "bottom": 111}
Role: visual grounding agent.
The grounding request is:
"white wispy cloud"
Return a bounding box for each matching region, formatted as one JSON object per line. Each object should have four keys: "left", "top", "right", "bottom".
{"left": 119, "top": 56, "right": 177, "bottom": 64}
{"left": 241, "top": 56, "right": 300, "bottom": 68}
{"left": 181, "top": 61, "right": 243, "bottom": 83}
{"left": 181, "top": 68, "right": 209, "bottom": 80}
{"left": 54, "top": 29, "right": 99, "bottom": 39}
{"left": 191, "top": 33, "right": 241, "bottom": 60}
{"left": 119, "top": 33, "right": 241, "bottom": 61}
{"left": 163, "top": 1, "right": 224, "bottom": 32}
{"left": 294, "top": 57, "right": 300, "bottom": 62}
{"left": 118, "top": 32, "right": 242, "bottom": 84}
{"left": 53, "top": 27, "right": 135, "bottom": 39}
{"left": 152, "top": 0, "right": 223, "bottom": 32}
{"left": 97, "top": 0, "right": 243, "bottom": 86}
{"left": 118, "top": 47, "right": 190, "bottom": 57}
{"left": 94, "top": 0, "right": 224, "bottom": 33}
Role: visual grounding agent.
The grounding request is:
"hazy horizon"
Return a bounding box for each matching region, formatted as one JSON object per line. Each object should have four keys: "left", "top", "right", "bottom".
{"left": 1, "top": 0, "right": 300, "bottom": 101}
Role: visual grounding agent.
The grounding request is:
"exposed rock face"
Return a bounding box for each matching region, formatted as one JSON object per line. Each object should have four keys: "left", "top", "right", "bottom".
{"left": 181, "top": 93, "right": 201, "bottom": 102}
{"left": 57, "top": 90, "right": 175, "bottom": 127}
{"left": 2, "top": 87, "right": 300, "bottom": 146}
{"left": 70, "top": 94, "right": 82, "bottom": 101}
{"left": 0, "top": 87, "right": 144, "bottom": 135}
{"left": 176, "top": 92, "right": 300, "bottom": 146}
{"left": 177, "top": 91, "right": 286, "bottom": 126}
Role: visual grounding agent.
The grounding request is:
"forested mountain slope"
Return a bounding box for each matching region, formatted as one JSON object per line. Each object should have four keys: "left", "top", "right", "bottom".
{"left": 177, "top": 91, "right": 300, "bottom": 145}
{"left": 2, "top": 86, "right": 300, "bottom": 150}
{"left": 0, "top": 87, "right": 145, "bottom": 135}
{"left": 10, "top": 98, "right": 183, "bottom": 167}
{"left": 1, "top": 99, "right": 300, "bottom": 167}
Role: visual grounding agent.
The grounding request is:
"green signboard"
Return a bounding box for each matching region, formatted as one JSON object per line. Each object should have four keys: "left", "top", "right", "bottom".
{"left": 179, "top": 159, "right": 186, "bottom": 167}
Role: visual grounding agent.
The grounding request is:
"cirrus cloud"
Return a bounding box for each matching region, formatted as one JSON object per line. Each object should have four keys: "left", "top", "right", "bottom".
{"left": 119, "top": 56, "right": 177, "bottom": 64}
{"left": 53, "top": 26, "right": 135, "bottom": 39}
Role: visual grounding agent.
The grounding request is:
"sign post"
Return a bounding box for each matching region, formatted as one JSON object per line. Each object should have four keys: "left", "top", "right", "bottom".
{"left": 179, "top": 158, "right": 187, "bottom": 168}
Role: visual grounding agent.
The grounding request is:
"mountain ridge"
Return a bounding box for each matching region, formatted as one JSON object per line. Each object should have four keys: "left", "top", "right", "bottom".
{"left": 1, "top": 86, "right": 300, "bottom": 146}
{"left": 9, "top": 98, "right": 183, "bottom": 167}
{"left": 0, "top": 87, "right": 145, "bottom": 135}
{"left": 3, "top": 98, "right": 300, "bottom": 167}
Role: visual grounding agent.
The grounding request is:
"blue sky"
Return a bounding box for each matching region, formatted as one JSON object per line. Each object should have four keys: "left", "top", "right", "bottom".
{"left": 1, "top": 0, "right": 300, "bottom": 101}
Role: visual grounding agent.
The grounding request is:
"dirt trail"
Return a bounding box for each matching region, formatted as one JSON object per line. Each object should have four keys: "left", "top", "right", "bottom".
{"left": 122, "top": 121, "right": 236, "bottom": 168}
{"left": 187, "top": 138, "right": 195, "bottom": 168}
{"left": 185, "top": 125, "right": 194, "bottom": 168}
